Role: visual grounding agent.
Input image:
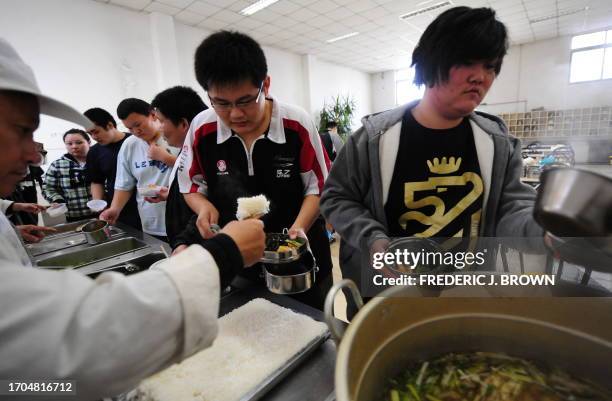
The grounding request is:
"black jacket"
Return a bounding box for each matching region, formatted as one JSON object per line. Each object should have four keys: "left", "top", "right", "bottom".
{"left": 166, "top": 175, "right": 197, "bottom": 250}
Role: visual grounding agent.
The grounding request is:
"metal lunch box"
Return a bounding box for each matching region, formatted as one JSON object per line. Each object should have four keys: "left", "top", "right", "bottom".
{"left": 263, "top": 250, "right": 318, "bottom": 295}
{"left": 261, "top": 232, "right": 317, "bottom": 294}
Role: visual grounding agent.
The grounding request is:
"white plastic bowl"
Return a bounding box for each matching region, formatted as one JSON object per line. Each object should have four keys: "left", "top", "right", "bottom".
{"left": 87, "top": 199, "right": 107, "bottom": 212}
{"left": 137, "top": 185, "right": 161, "bottom": 197}
{"left": 46, "top": 203, "right": 67, "bottom": 217}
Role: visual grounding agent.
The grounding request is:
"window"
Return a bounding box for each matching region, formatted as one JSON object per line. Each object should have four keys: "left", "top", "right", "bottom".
{"left": 395, "top": 68, "right": 424, "bottom": 105}
{"left": 569, "top": 29, "right": 612, "bottom": 83}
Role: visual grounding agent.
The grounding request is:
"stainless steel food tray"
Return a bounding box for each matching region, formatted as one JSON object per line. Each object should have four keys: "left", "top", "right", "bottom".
{"left": 115, "top": 329, "right": 330, "bottom": 401}
{"left": 238, "top": 329, "right": 330, "bottom": 401}
{"left": 25, "top": 233, "right": 87, "bottom": 256}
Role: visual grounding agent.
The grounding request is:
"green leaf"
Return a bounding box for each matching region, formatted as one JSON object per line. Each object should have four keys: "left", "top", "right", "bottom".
{"left": 318, "top": 93, "right": 357, "bottom": 140}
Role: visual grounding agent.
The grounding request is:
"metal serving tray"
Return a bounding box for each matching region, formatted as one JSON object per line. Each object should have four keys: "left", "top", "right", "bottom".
{"left": 238, "top": 330, "right": 330, "bottom": 401}
{"left": 42, "top": 219, "right": 97, "bottom": 239}
{"left": 25, "top": 233, "right": 87, "bottom": 256}
{"left": 42, "top": 219, "right": 123, "bottom": 241}
{"left": 36, "top": 237, "right": 149, "bottom": 269}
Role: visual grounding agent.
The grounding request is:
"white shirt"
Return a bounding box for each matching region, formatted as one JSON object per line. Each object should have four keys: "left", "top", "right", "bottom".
{"left": 0, "top": 211, "right": 31, "bottom": 266}
{"left": 0, "top": 243, "right": 221, "bottom": 400}
{"left": 1, "top": 199, "right": 14, "bottom": 213}
{"left": 115, "top": 135, "right": 179, "bottom": 236}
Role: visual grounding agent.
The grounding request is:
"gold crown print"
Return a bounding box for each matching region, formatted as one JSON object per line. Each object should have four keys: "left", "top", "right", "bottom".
{"left": 427, "top": 157, "right": 462, "bottom": 174}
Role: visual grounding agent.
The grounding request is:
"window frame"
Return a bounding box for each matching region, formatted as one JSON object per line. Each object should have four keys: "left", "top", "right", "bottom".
{"left": 569, "top": 29, "right": 612, "bottom": 84}
{"left": 394, "top": 68, "right": 424, "bottom": 106}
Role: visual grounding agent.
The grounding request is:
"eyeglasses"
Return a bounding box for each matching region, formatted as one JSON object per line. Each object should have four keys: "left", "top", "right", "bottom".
{"left": 209, "top": 82, "right": 264, "bottom": 112}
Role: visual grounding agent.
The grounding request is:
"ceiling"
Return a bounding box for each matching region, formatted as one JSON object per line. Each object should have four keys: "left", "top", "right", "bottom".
{"left": 92, "top": 0, "right": 612, "bottom": 72}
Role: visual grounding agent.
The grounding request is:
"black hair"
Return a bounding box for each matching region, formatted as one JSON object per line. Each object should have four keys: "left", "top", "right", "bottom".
{"left": 63, "top": 128, "right": 90, "bottom": 143}
{"left": 195, "top": 30, "right": 268, "bottom": 91}
{"left": 116, "top": 98, "right": 152, "bottom": 120}
{"left": 326, "top": 121, "right": 338, "bottom": 129}
{"left": 84, "top": 107, "right": 117, "bottom": 129}
{"left": 411, "top": 7, "right": 508, "bottom": 87}
{"left": 151, "top": 86, "right": 208, "bottom": 126}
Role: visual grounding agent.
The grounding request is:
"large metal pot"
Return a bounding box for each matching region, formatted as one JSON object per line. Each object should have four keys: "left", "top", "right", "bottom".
{"left": 534, "top": 167, "right": 612, "bottom": 238}
{"left": 325, "top": 280, "right": 612, "bottom": 401}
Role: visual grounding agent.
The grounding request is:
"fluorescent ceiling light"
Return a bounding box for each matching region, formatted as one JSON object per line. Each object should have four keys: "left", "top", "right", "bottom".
{"left": 400, "top": 1, "right": 453, "bottom": 21}
{"left": 529, "top": 6, "right": 589, "bottom": 23}
{"left": 239, "top": 0, "right": 280, "bottom": 16}
{"left": 326, "top": 32, "right": 360, "bottom": 43}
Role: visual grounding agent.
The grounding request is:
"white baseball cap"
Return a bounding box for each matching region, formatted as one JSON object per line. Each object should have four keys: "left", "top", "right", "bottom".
{"left": 0, "top": 38, "right": 91, "bottom": 127}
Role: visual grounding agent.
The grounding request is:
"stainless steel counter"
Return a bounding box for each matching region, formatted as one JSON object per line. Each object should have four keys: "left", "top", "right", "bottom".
{"left": 30, "top": 220, "right": 172, "bottom": 275}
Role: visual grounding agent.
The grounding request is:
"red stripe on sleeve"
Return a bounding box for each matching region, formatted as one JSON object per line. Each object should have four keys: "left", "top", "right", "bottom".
{"left": 283, "top": 118, "right": 326, "bottom": 193}
{"left": 188, "top": 122, "right": 217, "bottom": 193}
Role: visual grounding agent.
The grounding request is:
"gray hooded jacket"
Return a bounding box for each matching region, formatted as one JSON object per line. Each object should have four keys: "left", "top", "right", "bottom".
{"left": 320, "top": 101, "right": 544, "bottom": 282}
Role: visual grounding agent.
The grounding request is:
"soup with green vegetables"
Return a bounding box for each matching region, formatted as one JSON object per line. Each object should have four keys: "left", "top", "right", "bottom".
{"left": 383, "top": 352, "right": 611, "bottom": 401}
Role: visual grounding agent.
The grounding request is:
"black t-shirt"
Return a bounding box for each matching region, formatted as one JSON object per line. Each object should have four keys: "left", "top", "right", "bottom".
{"left": 198, "top": 130, "right": 305, "bottom": 232}
{"left": 319, "top": 131, "right": 336, "bottom": 161}
{"left": 85, "top": 133, "right": 141, "bottom": 230}
{"left": 384, "top": 110, "right": 484, "bottom": 239}
{"left": 165, "top": 159, "right": 195, "bottom": 250}
{"left": 85, "top": 134, "right": 130, "bottom": 197}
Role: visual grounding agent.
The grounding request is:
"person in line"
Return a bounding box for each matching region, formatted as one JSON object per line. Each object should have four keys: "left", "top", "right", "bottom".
{"left": 0, "top": 37, "right": 265, "bottom": 400}
{"left": 6, "top": 141, "right": 46, "bottom": 225}
{"left": 319, "top": 120, "right": 344, "bottom": 162}
{"left": 177, "top": 31, "right": 333, "bottom": 310}
{"left": 320, "top": 7, "right": 544, "bottom": 315}
{"left": 319, "top": 120, "right": 345, "bottom": 243}
{"left": 43, "top": 128, "right": 94, "bottom": 222}
{"left": 0, "top": 199, "right": 55, "bottom": 242}
{"left": 84, "top": 107, "right": 141, "bottom": 230}
{"left": 145, "top": 86, "right": 208, "bottom": 252}
{"left": 100, "top": 98, "right": 178, "bottom": 241}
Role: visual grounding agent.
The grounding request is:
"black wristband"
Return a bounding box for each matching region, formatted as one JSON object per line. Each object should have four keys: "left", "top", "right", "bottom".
{"left": 200, "top": 233, "right": 244, "bottom": 288}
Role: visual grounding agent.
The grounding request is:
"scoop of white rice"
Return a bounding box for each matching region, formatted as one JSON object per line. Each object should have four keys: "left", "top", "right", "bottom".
{"left": 138, "top": 298, "right": 327, "bottom": 401}
{"left": 235, "top": 195, "right": 270, "bottom": 220}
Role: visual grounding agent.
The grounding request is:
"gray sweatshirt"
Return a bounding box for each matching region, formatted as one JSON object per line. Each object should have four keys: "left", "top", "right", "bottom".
{"left": 320, "top": 102, "right": 544, "bottom": 282}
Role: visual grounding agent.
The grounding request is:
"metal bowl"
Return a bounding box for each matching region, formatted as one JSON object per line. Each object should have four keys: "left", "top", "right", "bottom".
{"left": 263, "top": 250, "right": 317, "bottom": 294}
{"left": 81, "top": 220, "right": 111, "bottom": 244}
{"left": 535, "top": 167, "right": 612, "bottom": 238}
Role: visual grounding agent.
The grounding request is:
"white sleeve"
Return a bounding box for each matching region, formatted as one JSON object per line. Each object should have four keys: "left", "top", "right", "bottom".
{"left": 177, "top": 120, "right": 208, "bottom": 196}
{"left": 300, "top": 116, "right": 330, "bottom": 196}
{"left": 0, "top": 199, "right": 14, "bottom": 214}
{"left": 114, "top": 140, "right": 136, "bottom": 191}
{"left": 0, "top": 245, "right": 219, "bottom": 400}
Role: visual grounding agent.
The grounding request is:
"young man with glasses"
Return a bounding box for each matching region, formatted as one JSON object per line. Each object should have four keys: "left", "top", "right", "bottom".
{"left": 177, "top": 30, "right": 333, "bottom": 310}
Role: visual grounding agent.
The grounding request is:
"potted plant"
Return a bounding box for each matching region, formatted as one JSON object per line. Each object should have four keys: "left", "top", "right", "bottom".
{"left": 318, "top": 94, "right": 357, "bottom": 139}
